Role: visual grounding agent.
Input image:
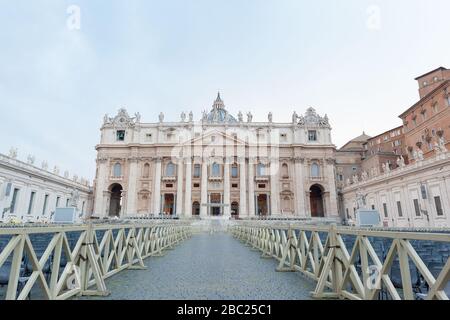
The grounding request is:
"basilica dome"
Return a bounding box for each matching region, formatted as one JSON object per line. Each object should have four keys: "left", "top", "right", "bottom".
{"left": 204, "top": 93, "right": 238, "bottom": 123}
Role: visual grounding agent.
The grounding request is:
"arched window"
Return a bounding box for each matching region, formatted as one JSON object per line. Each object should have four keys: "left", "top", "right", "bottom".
{"left": 311, "top": 163, "right": 320, "bottom": 177}
{"left": 212, "top": 163, "right": 220, "bottom": 176}
{"left": 143, "top": 163, "right": 150, "bottom": 178}
{"left": 257, "top": 163, "right": 266, "bottom": 176}
{"left": 113, "top": 163, "right": 122, "bottom": 177}
{"left": 282, "top": 163, "right": 289, "bottom": 178}
{"left": 166, "top": 162, "right": 175, "bottom": 176}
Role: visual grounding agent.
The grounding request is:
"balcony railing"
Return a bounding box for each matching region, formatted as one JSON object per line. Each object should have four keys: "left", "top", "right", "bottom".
{"left": 255, "top": 175, "right": 270, "bottom": 182}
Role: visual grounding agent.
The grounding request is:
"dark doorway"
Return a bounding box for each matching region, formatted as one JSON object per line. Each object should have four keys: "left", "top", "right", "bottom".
{"left": 192, "top": 201, "right": 200, "bottom": 216}
{"left": 257, "top": 194, "right": 268, "bottom": 216}
{"left": 310, "top": 185, "right": 324, "bottom": 217}
{"left": 231, "top": 202, "right": 239, "bottom": 217}
{"left": 109, "top": 184, "right": 123, "bottom": 217}
{"left": 210, "top": 193, "right": 221, "bottom": 216}
{"left": 163, "top": 194, "right": 174, "bottom": 215}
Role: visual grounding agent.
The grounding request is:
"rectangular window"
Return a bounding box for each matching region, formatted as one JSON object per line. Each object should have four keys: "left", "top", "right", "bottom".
{"left": 231, "top": 166, "right": 238, "bottom": 178}
{"left": 10, "top": 188, "right": 19, "bottom": 213}
{"left": 116, "top": 130, "right": 125, "bottom": 141}
{"left": 194, "top": 165, "right": 201, "bottom": 178}
{"left": 81, "top": 201, "right": 85, "bottom": 214}
{"left": 193, "top": 183, "right": 200, "bottom": 188}
{"left": 345, "top": 208, "right": 349, "bottom": 218}
{"left": 258, "top": 184, "right": 266, "bottom": 189}
{"left": 42, "top": 194, "right": 49, "bottom": 215}
{"left": 28, "top": 191, "right": 36, "bottom": 215}
{"left": 166, "top": 184, "right": 173, "bottom": 188}
{"left": 397, "top": 201, "right": 403, "bottom": 217}
{"left": 56, "top": 196, "right": 61, "bottom": 208}
{"left": 308, "top": 130, "right": 317, "bottom": 141}
{"left": 146, "top": 133, "right": 152, "bottom": 141}
{"left": 371, "top": 205, "right": 375, "bottom": 210}
{"left": 383, "top": 203, "right": 388, "bottom": 218}
{"left": 434, "top": 196, "right": 444, "bottom": 216}
{"left": 413, "top": 199, "right": 420, "bottom": 216}
{"left": 232, "top": 183, "right": 238, "bottom": 188}
{"left": 66, "top": 198, "right": 70, "bottom": 207}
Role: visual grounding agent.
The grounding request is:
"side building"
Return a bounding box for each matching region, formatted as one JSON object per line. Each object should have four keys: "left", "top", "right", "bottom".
{"left": 0, "top": 150, "right": 93, "bottom": 222}
{"left": 339, "top": 67, "right": 450, "bottom": 227}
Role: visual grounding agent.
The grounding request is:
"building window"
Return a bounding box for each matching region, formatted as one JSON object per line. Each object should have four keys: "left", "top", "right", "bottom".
{"left": 382, "top": 203, "right": 388, "bottom": 218}
{"left": 413, "top": 199, "right": 420, "bottom": 216}
{"left": 232, "top": 183, "right": 238, "bottom": 188}
{"left": 166, "top": 184, "right": 173, "bottom": 188}
{"left": 280, "top": 133, "right": 287, "bottom": 142}
{"left": 193, "top": 183, "right": 200, "bottom": 188}
{"left": 308, "top": 130, "right": 317, "bottom": 142}
{"left": 56, "top": 196, "right": 61, "bottom": 208}
{"left": 146, "top": 133, "right": 152, "bottom": 141}
{"left": 397, "top": 201, "right": 403, "bottom": 217}
{"left": 42, "top": 194, "right": 49, "bottom": 215}
{"left": 113, "top": 163, "right": 122, "bottom": 177}
{"left": 10, "top": 188, "right": 19, "bottom": 213}
{"left": 143, "top": 163, "right": 150, "bottom": 178}
{"left": 311, "top": 163, "right": 320, "bottom": 177}
{"left": 81, "top": 201, "right": 85, "bottom": 214}
{"left": 194, "top": 164, "right": 201, "bottom": 178}
{"left": 66, "top": 198, "right": 70, "bottom": 207}
{"left": 345, "top": 208, "right": 349, "bottom": 219}
{"left": 212, "top": 163, "right": 220, "bottom": 177}
{"left": 27, "top": 191, "right": 36, "bottom": 215}
{"left": 434, "top": 196, "right": 444, "bottom": 216}
{"left": 231, "top": 164, "right": 238, "bottom": 178}
{"left": 258, "top": 184, "right": 266, "bottom": 189}
{"left": 257, "top": 163, "right": 265, "bottom": 176}
{"left": 116, "top": 130, "right": 125, "bottom": 141}
{"left": 281, "top": 163, "right": 289, "bottom": 178}
{"left": 166, "top": 162, "right": 175, "bottom": 177}
{"left": 432, "top": 103, "right": 438, "bottom": 114}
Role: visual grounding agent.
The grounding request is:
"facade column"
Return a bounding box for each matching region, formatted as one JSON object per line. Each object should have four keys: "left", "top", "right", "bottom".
{"left": 153, "top": 158, "right": 162, "bottom": 214}
{"left": 270, "top": 158, "right": 280, "bottom": 215}
{"left": 126, "top": 157, "right": 139, "bottom": 216}
{"left": 200, "top": 160, "right": 208, "bottom": 217}
{"left": 224, "top": 158, "right": 231, "bottom": 216}
{"left": 175, "top": 158, "right": 184, "bottom": 216}
{"left": 326, "top": 159, "right": 339, "bottom": 217}
{"left": 94, "top": 157, "right": 108, "bottom": 217}
{"left": 248, "top": 158, "right": 256, "bottom": 216}
{"left": 294, "top": 158, "right": 306, "bottom": 217}
{"left": 184, "top": 159, "right": 192, "bottom": 217}
{"left": 239, "top": 157, "right": 247, "bottom": 216}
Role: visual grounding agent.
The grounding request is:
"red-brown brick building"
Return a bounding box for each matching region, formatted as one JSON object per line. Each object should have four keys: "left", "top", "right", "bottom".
{"left": 400, "top": 67, "right": 450, "bottom": 161}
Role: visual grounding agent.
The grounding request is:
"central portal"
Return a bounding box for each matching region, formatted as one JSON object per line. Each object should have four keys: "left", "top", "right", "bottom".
{"left": 210, "top": 193, "right": 222, "bottom": 216}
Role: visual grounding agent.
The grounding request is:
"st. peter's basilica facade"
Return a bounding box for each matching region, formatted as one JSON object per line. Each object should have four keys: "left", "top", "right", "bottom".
{"left": 93, "top": 93, "right": 339, "bottom": 219}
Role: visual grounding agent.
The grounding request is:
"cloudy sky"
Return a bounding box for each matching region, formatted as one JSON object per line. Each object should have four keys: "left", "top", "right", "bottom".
{"left": 1, "top": 0, "right": 450, "bottom": 181}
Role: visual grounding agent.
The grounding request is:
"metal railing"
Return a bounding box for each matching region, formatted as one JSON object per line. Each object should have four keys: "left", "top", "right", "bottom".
{"left": 230, "top": 221, "right": 450, "bottom": 300}
{"left": 0, "top": 221, "right": 192, "bottom": 300}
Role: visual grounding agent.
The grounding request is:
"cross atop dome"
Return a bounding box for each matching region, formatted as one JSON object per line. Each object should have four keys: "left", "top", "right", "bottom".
{"left": 212, "top": 92, "right": 225, "bottom": 110}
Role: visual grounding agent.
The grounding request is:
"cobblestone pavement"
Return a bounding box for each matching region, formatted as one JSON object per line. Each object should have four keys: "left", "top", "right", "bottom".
{"left": 81, "top": 233, "right": 315, "bottom": 300}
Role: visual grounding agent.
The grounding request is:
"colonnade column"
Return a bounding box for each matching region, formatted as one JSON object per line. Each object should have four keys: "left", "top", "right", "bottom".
{"left": 200, "top": 160, "right": 208, "bottom": 217}
{"left": 184, "top": 159, "right": 192, "bottom": 217}
{"left": 223, "top": 158, "right": 231, "bottom": 216}
{"left": 248, "top": 158, "right": 255, "bottom": 216}
{"left": 175, "top": 158, "right": 184, "bottom": 216}
{"left": 153, "top": 158, "right": 162, "bottom": 214}
{"left": 239, "top": 157, "right": 247, "bottom": 216}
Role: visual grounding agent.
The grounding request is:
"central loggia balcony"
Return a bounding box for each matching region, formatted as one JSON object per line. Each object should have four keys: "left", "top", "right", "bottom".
{"left": 209, "top": 175, "right": 223, "bottom": 182}
{"left": 309, "top": 176, "right": 324, "bottom": 182}
{"left": 162, "top": 175, "right": 177, "bottom": 182}
{"left": 255, "top": 175, "right": 270, "bottom": 182}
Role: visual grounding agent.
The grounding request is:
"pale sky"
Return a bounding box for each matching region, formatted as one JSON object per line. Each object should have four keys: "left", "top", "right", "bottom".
{"left": 1, "top": 0, "right": 450, "bottom": 181}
